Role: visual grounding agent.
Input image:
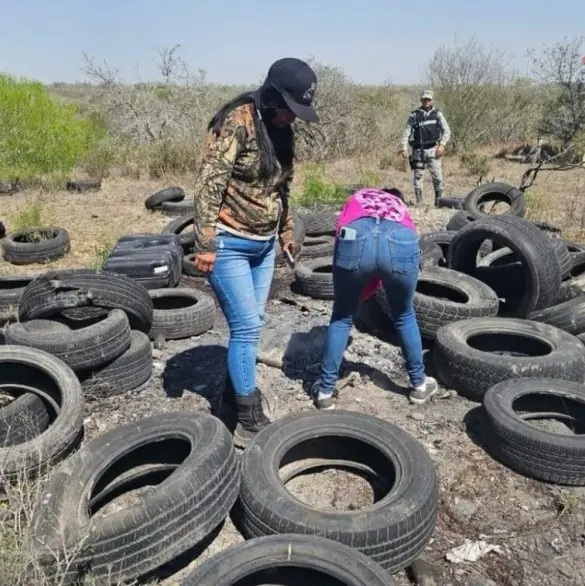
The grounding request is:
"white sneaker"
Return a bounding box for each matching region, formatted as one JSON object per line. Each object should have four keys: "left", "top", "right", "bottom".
{"left": 409, "top": 376, "right": 439, "bottom": 405}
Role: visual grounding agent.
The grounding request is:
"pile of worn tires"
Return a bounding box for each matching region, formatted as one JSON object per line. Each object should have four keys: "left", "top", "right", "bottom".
{"left": 1, "top": 346, "right": 438, "bottom": 584}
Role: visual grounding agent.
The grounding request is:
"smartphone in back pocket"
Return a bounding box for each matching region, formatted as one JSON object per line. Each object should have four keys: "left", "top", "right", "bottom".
{"left": 339, "top": 226, "right": 357, "bottom": 240}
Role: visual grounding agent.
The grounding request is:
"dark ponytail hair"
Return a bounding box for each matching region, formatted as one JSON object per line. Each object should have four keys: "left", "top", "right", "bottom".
{"left": 382, "top": 186, "right": 405, "bottom": 202}
{"left": 207, "top": 88, "right": 294, "bottom": 191}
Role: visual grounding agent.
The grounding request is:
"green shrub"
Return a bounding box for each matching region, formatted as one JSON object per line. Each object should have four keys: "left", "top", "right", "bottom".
{"left": 0, "top": 74, "right": 104, "bottom": 182}
{"left": 294, "top": 164, "right": 349, "bottom": 206}
{"left": 10, "top": 202, "right": 45, "bottom": 231}
{"left": 459, "top": 151, "right": 492, "bottom": 177}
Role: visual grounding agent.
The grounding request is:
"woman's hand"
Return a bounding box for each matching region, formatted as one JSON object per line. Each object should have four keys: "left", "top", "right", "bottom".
{"left": 192, "top": 252, "right": 216, "bottom": 273}
{"left": 281, "top": 242, "right": 296, "bottom": 266}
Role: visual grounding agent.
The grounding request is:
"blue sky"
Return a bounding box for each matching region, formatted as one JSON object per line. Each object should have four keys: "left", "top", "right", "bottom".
{"left": 0, "top": 0, "right": 581, "bottom": 85}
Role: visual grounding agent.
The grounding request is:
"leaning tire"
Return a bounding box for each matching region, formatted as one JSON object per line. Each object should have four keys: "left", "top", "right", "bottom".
{"left": 463, "top": 182, "right": 526, "bottom": 219}
{"left": 294, "top": 257, "right": 334, "bottom": 299}
{"left": 433, "top": 317, "right": 585, "bottom": 401}
{"left": 375, "top": 267, "right": 499, "bottom": 340}
{"left": 2, "top": 226, "right": 70, "bottom": 265}
{"left": 181, "top": 534, "right": 397, "bottom": 586}
{"left": 6, "top": 310, "right": 131, "bottom": 371}
{"left": 144, "top": 186, "right": 185, "bottom": 210}
{"left": 162, "top": 214, "right": 194, "bottom": 251}
{"left": 31, "top": 411, "right": 240, "bottom": 585}
{"left": 238, "top": 410, "right": 439, "bottom": 572}
{"left": 0, "top": 345, "right": 84, "bottom": 480}
{"left": 558, "top": 252, "right": 585, "bottom": 303}
{"left": 77, "top": 330, "right": 153, "bottom": 399}
{"left": 148, "top": 288, "right": 216, "bottom": 340}
{"left": 448, "top": 215, "right": 561, "bottom": 316}
{"left": 160, "top": 200, "right": 194, "bottom": 217}
{"left": 18, "top": 269, "right": 154, "bottom": 333}
{"left": 482, "top": 378, "right": 585, "bottom": 485}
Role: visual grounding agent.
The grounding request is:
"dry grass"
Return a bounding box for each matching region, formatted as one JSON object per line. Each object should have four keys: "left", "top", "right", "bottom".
{"left": 0, "top": 155, "right": 584, "bottom": 277}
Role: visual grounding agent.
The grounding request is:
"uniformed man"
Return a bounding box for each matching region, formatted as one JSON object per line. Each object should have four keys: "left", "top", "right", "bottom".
{"left": 400, "top": 90, "right": 451, "bottom": 206}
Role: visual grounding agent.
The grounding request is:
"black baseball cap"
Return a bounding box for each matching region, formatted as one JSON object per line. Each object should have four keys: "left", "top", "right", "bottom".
{"left": 264, "top": 58, "right": 320, "bottom": 123}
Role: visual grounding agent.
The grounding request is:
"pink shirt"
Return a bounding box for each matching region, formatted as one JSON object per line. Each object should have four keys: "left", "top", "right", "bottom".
{"left": 335, "top": 188, "right": 417, "bottom": 301}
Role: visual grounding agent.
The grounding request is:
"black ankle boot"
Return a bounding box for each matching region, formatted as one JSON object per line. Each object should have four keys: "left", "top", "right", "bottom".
{"left": 233, "top": 389, "right": 271, "bottom": 448}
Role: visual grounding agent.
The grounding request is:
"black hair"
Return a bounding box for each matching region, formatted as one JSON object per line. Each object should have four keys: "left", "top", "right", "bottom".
{"left": 207, "top": 88, "right": 294, "bottom": 191}
{"left": 381, "top": 186, "right": 405, "bottom": 202}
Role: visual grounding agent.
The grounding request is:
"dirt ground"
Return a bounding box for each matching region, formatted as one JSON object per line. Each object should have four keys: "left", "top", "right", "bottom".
{"left": 1, "top": 158, "right": 585, "bottom": 585}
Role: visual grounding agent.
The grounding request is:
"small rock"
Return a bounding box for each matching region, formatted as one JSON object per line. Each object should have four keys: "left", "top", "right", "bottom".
{"left": 452, "top": 498, "right": 478, "bottom": 522}
{"left": 408, "top": 412, "right": 425, "bottom": 421}
{"left": 466, "top": 574, "right": 497, "bottom": 586}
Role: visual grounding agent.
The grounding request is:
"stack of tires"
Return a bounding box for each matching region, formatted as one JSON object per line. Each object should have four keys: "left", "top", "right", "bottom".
{"left": 375, "top": 181, "right": 585, "bottom": 488}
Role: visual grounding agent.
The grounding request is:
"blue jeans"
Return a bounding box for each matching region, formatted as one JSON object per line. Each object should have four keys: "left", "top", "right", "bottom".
{"left": 316, "top": 217, "right": 425, "bottom": 393}
{"left": 208, "top": 231, "right": 276, "bottom": 396}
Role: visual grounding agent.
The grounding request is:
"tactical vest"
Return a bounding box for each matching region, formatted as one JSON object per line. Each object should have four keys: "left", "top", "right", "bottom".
{"left": 409, "top": 108, "right": 441, "bottom": 149}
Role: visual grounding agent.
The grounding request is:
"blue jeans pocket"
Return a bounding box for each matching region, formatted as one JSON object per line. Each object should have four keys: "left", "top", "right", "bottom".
{"left": 334, "top": 236, "right": 365, "bottom": 271}
{"left": 387, "top": 235, "right": 420, "bottom": 274}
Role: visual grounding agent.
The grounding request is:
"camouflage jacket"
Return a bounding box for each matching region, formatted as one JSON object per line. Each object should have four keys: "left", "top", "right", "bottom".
{"left": 192, "top": 102, "right": 295, "bottom": 254}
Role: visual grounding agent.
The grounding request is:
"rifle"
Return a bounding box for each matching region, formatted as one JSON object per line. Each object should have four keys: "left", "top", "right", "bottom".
{"left": 409, "top": 111, "right": 426, "bottom": 171}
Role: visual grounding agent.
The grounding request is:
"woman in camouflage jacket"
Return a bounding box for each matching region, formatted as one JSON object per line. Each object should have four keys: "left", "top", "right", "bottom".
{"left": 191, "top": 57, "right": 319, "bottom": 448}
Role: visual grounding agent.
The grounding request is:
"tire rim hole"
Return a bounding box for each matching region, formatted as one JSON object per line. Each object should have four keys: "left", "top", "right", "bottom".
{"left": 514, "top": 393, "right": 585, "bottom": 435}
{"left": 230, "top": 566, "right": 347, "bottom": 586}
{"left": 467, "top": 333, "right": 553, "bottom": 357}
{"left": 477, "top": 196, "right": 511, "bottom": 214}
{"left": 14, "top": 229, "right": 58, "bottom": 244}
{"left": 278, "top": 436, "right": 395, "bottom": 512}
{"left": 88, "top": 438, "right": 189, "bottom": 518}
{"left": 153, "top": 296, "right": 197, "bottom": 310}
{"left": 416, "top": 281, "right": 469, "bottom": 303}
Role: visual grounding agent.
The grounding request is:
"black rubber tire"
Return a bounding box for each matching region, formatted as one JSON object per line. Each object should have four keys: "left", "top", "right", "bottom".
{"left": 563, "top": 239, "right": 585, "bottom": 254}
{"left": 482, "top": 378, "right": 585, "bottom": 485}
{"left": 160, "top": 199, "right": 194, "bottom": 217}
{"left": 448, "top": 215, "right": 561, "bottom": 317}
{"left": 527, "top": 296, "right": 585, "bottom": 336}
{"left": 148, "top": 288, "right": 216, "bottom": 340}
{"left": 275, "top": 210, "right": 306, "bottom": 266}
{"left": 433, "top": 317, "right": 585, "bottom": 401}
{"left": 2, "top": 226, "right": 70, "bottom": 265}
{"left": 0, "top": 220, "right": 5, "bottom": 239}
{"left": 446, "top": 210, "right": 474, "bottom": 231}
{"left": 0, "top": 274, "right": 39, "bottom": 314}
{"left": 298, "top": 235, "right": 335, "bottom": 260}
{"left": 144, "top": 186, "right": 185, "bottom": 210}
{"left": 294, "top": 258, "right": 334, "bottom": 299}
{"left": 463, "top": 182, "right": 526, "bottom": 219}
{"left": 375, "top": 267, "right": 499, "bottom": 340}
{"left": 32, "top": 411, "right": 240, "bottom": 584}
{"left": 550, "top": 237, "right": 573, "bottom": 279}
{"left": 65, "top": 179, "right": 101, "bottom": 192}
{"left": 77, "top": 331, "right": 153, "bottom": 399}
{"left": 0, "top": 345, "right": 84, "bottom": 480}
{"left": 437, "top": 196, "right": 464, "bottom": 209}
{"left": 300, "top": 210, "right": 339, "bottom": 237}
{"left": 162, "top": 214, "right": 194, "bottom": 250}
{"left": 0, "top": 384, "right": 51, "bottom": 446}
{"left": 18, "top": 269, "right": 154, "bottom": 333}
{"left": 238, "top": 410, "right": 438, "bottom": 572}
{"left": 6, "top": 309, "right": 131, "bottom": 371}
{"left": 531, "top": 220, "right": 563, "bottom": 235}
{"left": 181, "top": 534, "right": 398, "bottom": 586}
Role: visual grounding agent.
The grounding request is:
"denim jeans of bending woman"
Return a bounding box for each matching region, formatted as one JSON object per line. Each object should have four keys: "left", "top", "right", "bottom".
{"left": 208, "top": 230, "right": 276, "bottom": 396}
{"left": 315, "top": 216, "right": 425, "bottom": 395}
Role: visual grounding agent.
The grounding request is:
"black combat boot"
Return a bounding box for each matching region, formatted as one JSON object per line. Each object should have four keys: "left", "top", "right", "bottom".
{"left": 434, "top": 190, "right": 442, "bottom": 207}
{"left": 233, "top": 389, "right": 271, "bottom": 449}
